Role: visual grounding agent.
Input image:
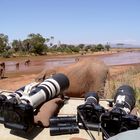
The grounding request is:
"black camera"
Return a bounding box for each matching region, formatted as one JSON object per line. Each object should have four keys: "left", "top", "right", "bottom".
{"left": 0, "top": 73, "right": 69, "bottom": 132}
{"left": 0, "top": 86, "right": 28, "bottom": 123}
{"left": 101, "top": 85, "right": 139, "bottom": 139}
{"left": 0, "top": 94, "right": 7, "bottom": 123}
{"left": 77, "top": 92, "right": 105, "bottom": 129}
{"left": 4, "top": 97, "right": 34, "bottom": 131}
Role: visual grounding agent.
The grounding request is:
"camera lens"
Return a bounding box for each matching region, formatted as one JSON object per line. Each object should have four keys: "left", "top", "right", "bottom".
{"left": 85, "top": 92, "right": 99, "bottom": 105}
{"left": 114, "top": 85, "right": 136, "bottom": 113}
{"left": 20, "top": 73, "right": 69, "bottom": 108}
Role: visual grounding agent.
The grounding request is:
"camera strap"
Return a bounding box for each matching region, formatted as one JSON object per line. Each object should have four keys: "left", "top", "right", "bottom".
{"left": 77, "top": 109, "right": 96, "bottom": 140}
{"left": 100, "top": 124, "right": 110, "bottom": 139}
{"left": 99, "top": 114, "right": 110, "bottom": 139}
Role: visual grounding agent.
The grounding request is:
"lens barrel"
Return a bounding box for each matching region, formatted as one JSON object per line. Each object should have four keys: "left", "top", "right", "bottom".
{"left": 49, "top": 116, "right": 79, "bottom": 136}
{"left": 50, "top": 125, "right": 79, "bottom": 136}
{"left": 50, "top": 116, "right": 77, "bottom": 125}
{"left": 114, "top": 85, "right": 136, "bottom": 113}
{"left": 51, "top": 73, "right": 70, "bottom": 93}
{"left": 85, "top": 92, "right": 99, "bottom": 105}
{"left": 20, "top": 73, "right": 69, "bottom": 108}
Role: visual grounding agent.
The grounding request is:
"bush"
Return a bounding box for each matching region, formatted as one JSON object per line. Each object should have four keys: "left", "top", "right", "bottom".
{"left": 1, "top": 51, "right": 12, "bottom": 58}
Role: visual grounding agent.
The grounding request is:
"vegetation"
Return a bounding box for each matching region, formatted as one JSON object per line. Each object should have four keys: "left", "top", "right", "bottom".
{"left": 0, "top": 33, "right": 111, "bottom": 58}
{"left": 0, "top": 34, "right": 9, "bottom": 53}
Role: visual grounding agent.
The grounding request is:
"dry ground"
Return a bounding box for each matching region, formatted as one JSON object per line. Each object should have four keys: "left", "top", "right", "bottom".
{"left": 0, "top": 52, "right": 140, "bottom": 96}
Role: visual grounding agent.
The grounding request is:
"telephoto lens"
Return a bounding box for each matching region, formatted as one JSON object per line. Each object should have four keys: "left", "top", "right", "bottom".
{"left": 20, "top": 73, "right": 70, "bottom": 108}
{"left": 101, "top": 85, "right": 139, "bottom": 140}
{"left": 3, "top": 73, "right": 69, "bottom": 132}
{"left": 84, "top": 92, "right": 99, "bottom": 105}
{"left": 114, "top": 85, "right": 136, "bottom": 114}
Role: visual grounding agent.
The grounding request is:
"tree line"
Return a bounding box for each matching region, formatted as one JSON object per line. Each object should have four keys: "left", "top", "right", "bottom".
{"left": 0, "top": 33, "right": 111, "bottom": 58}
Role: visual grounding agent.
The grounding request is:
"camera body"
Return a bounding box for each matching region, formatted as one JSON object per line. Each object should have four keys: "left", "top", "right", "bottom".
{"left": 77, "top": 92, "right": 105, "bottom": 127}
{"left": 101, "top": 85, "right": 139, "bottom": 139}
{"left": 101, "top": 107, "right": 139, "bottom": 138}
{"left": 4, "top": 97, "right": 34, "bottom": 131}
{"left": 77, "top": 102, "right": 105, "bottom": 124}
{"left": 0, "top": 85, "right": 30, "bottom": 124}
{"left": 0, "top": 94, "right": 7, "bottom": 123}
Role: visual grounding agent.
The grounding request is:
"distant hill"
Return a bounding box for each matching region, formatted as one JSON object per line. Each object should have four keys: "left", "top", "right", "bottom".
{"left": 110, "top": 43, "right": 140, "bottom": 48}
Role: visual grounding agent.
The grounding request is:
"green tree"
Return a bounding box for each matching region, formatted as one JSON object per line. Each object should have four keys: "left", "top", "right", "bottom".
{"left": 77, "top": 44, "right": 85, "bottom": 50}
{"left": 27, "top": 33, "right": 46, "bottom": 55}
{"left": 0, "top": 33, "right": 8, "bottom": 53}
{"left": 69, "top": 45, "right": 79, "bottom": 53}
{"left": 12, "top": 39, "right": 23, "bottom": 52}
{"left": 90, "top": 45, "right": 97, "bottom": 52}
{"left": 49, "top": 36, "right": 54, "bottom": 47}
{"left": 105, "top": 44, "right": 111, "bottom": 51}
{"left": 22, "top": 39, "right": 32, "bottom": 52}
{"left": 95, "top": 44, "right": 104, "bottom": 51}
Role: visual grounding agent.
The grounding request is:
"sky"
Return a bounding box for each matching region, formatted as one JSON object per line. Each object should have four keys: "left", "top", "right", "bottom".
{"left": 0, "top": 0, "right": 140, "bottom": 45}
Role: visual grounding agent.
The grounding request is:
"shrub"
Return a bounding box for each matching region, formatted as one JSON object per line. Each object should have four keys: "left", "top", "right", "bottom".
{"left": 1, "top": 51, "right": 12, "bottom": 58}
